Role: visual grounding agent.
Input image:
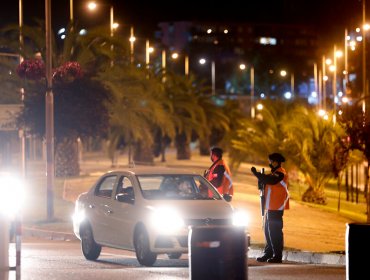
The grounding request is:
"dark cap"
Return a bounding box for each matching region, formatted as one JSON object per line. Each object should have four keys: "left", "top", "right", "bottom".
{"left": 210, "top": 146, "right": 223, "bottom": 158}
{"left": 268, "top": 153, "right": 285, "bottom": 163}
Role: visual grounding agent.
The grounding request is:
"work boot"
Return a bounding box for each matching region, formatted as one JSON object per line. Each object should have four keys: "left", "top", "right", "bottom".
{"left": 267, "top": 256, "right": 282, "bottom": 263}
{"left": 256, "top": 255, "right": 271, "bottom": 262}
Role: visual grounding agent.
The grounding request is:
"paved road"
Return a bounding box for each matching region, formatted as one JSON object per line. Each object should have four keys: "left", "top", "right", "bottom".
{"left": 4, "top": 239, "right": 345, "bottom": 280}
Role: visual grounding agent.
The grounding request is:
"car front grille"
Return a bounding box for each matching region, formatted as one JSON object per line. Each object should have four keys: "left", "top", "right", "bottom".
{"left": 185, "top": 218, "right": 232, "bottom": 227}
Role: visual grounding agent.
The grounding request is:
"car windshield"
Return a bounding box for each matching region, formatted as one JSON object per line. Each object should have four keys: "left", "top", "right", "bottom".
{"left": 137, "top": 174, "right": 222, "bottom": 200}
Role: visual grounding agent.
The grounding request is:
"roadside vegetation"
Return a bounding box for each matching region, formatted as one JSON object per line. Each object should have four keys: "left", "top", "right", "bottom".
{"left": 0, "top": 20, "right": 369, "bottom": 223}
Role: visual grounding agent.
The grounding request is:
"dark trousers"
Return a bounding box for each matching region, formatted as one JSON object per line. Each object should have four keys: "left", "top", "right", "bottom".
{"left": 263, "top": 210, "right": 284, "bottom": 259}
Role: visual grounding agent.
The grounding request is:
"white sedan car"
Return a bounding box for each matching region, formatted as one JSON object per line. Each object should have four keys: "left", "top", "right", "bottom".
{"left": 73, "top": 167, "right": 248, "bottom": 266}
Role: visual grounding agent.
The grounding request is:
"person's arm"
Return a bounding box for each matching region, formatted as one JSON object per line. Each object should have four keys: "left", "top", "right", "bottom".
{"left": 251, "top": 167, "right": 284, "bottom": 185}
{"left": 259, "top": 171, "right": 284, "bottom": 185}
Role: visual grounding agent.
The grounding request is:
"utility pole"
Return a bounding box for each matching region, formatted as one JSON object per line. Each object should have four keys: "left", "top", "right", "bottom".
{"left": 45, "top": 0, "right": 54, "bottom": 220}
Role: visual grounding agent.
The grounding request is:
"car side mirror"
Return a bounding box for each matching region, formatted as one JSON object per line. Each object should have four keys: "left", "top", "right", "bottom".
{"left": 223, "top": 194, "right": 232, "bottom": 202}
{"left": 116, "top": 193, "right": 135, "bottom": 204}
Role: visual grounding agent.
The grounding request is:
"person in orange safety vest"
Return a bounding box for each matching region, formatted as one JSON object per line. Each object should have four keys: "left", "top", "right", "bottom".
{"left": 204, "top": 146, "right": 233, "bottom": 202}
{"left": 251, "top": 152, "right": 289, "bottom": 264}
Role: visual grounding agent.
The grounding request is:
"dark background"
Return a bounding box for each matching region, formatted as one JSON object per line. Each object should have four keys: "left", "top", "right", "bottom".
{"left": 0, "top": 0, "right": 364, "bottom": 40}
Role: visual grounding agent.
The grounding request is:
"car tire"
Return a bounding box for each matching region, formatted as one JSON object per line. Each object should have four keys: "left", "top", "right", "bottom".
{"left": 134, "top": 227, "right": 157, "bottom": 266}
{"left": 167, "top": 253, "right": 182, "bottom": 259}
{"left": 81, "top": 223, "right": 102, "bottom": 260}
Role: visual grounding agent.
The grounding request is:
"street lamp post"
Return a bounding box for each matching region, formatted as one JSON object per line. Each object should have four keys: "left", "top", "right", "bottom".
{"left": 251, "top": 66, "right": 255, "bottom": 118}
{"left": 333, "top": 44, "right": 337, "bottom": 124}
{"left": 70, "top": 0, "right": 73, "bottom": 21}
{"left": 171, "top": 52, "right": 189, "bottom": 76}
{"left": 211, "top": 60, "right": 215, "bottom": 96}
{"left": 363, "top": 0, "right": 367, "bottom": 115}
{"left": 129, "top": 26, "right": 135, "bottom": 65}
{"left": 199, "top": 58, "right": 215, "bottom": 95}
{"left": 45, "top": 0, "right": 54, "bottom": 220}
{"left": 322, "top": 56, "right": 327, "bottom": 110}
{"left": 240, "top": 63, "right": 255, "bottom": 118}
{"left": 290, "top": 72, "right": 295, "bottom": 96}
{"left": 19, "top": 0, "right": 26, "bottom": 178}
{"left": 280, "top": 69, "right": 294, "bottom": 98}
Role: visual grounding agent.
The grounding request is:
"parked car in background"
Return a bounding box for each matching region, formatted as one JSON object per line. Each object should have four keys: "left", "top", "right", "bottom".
{"left": 73, "top": 167, "right": 249, "bottom": 266}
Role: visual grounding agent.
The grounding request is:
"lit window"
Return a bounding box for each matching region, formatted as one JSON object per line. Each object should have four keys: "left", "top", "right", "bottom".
{"left": 259, "top": 37, "right": 277, "bottom": 45}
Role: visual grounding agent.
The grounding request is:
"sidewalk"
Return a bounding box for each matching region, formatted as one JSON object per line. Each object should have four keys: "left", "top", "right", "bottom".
{"left": 21, "top": 149, "right": 348, "bottom": 266}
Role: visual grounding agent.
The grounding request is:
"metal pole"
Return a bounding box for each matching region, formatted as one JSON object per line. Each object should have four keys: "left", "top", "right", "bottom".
{"left": 211, "top": 60, "right": 215, "bottom": 96}
{"left": 363, "top": 0, "right": 367, "bottom": 115}
{"left": 19, "top": 0, "right": 26, "bottom": 178}
{"left": 251, "top": 66, "right": 255, "bottom": 118}
{"left": 146, "top": 39, "right": 150, "bottom": 66}
{"left": 45, "top": 0, "right": 54, "bottom": 221}
{"left": 0, "top": 216, "right": 9, "bottom": 280}
{"left": 333, "top": 45, "right": 337, "bottom": 124}
{"left": 185, "top": 55, "right": 189, "bottom": 77}
{"left": 322, "top": 55, "right": 327, "bottom": 110}
{"left": 314, "top": 62, "right": 318, "bottom": 108}
{"left": 110, "top": 6, "right": 114, "bottom": 67}
{"left": 291, "top": 72, "right": 294, "bottom": 96}
{"left": 130, "top": 26, "right": 135, "bottom": 65}
{"left": 162, "top": 49, "right": 166, "bottom": 83}
{"left": 70, "top": 0, "right": 73, "bottom": 22}
{"left": 344, "top": 28, "right": 349, "bottom": 92}
{"left": 318, "top": 69, "right": 322, "bottom": 109}
{"left": 110, "top": 6, "right": 114, "bottom": 37}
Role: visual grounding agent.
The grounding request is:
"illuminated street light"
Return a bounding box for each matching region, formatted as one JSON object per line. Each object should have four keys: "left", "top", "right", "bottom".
{"left": 129, "top": 26, "right": 136, "bottom": 65}
{"left": 199, "top": 58, "right": 215, "bottom": 95}
{"left": 171, "top": 52, "right": 189, "bottom": 76}
{"left": 240, "top": 63, "right": 255, "bottom": 118}
{"left": 280, "top": 69, "right": 294, "bottom": 96}
{"left": 87, "top": 1, "right": 118, "bottom": 36}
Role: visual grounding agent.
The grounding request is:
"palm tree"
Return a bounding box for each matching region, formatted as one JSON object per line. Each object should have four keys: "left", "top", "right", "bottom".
{"left": 0, "top": 21, "right": 117, "bottom": 176}
{"left": 229, "top": 99, "right": 289, "bottom": 169}
{"left": 98, "top": 65, "right": 174, "bottom": 165}
{"left": 162, "top": 72, "right": 207, "bottom": 160}
{"left": 282, "top": 105, "right": 342, "bottom": 204}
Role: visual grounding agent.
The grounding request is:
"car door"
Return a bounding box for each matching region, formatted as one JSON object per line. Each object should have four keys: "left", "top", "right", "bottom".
{"left": 109, "top": 175, "right": 137, "bottom": 249}
{"left": 87, "top": 174, "right": 118, "bottom": 245}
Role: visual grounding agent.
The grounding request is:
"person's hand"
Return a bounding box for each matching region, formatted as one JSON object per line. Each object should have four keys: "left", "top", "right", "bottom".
{"left": 251, "top": 166, "right": 257, "bottom": 174}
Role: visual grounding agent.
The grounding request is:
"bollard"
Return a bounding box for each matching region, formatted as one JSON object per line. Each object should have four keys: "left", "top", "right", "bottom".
{"left": 346, "top": 223, "right": 370, "bottom": 280}
{"left": 189, "top": 225, "right": 248, "bottom": 280}
{"left": 0, "top": 215, "right": 10, "bottom": 280}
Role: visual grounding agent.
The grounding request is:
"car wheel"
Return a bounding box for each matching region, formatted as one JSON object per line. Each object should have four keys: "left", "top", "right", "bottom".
{"left": 167, "top": 253, "right": 182, "bottom": 259}
{"left": 134, "top": 227, "right": 157, "bottom": 266}
{"left": 81, "top": 223, "right": 101, "bottom": 260}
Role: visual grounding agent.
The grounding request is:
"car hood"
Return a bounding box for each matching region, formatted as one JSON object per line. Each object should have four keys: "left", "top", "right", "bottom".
{"left": 145, "top": 200, "right": 234, "bottom": 220}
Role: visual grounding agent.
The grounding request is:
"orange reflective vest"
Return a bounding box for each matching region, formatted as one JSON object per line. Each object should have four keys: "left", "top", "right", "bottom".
{"left": 206, "top": 159, "right": 234, "bottom": 196}
{"left": 264, "top": 167, "right": 289, "bottom": 211}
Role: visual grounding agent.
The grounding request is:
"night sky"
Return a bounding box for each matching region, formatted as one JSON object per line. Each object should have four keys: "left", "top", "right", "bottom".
{"left": 0, "top": 0, "right": 365, "bottom": 40}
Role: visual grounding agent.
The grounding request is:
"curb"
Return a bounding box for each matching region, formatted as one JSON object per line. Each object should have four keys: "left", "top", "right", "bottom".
{"left": 248, "top": 247, "right": 345, "bottom": 266}
{"left": 23, "top": 227, "right": 345, "bottom": 266}
{"left": 23, "top": 227, "right": 78, "bottom": 242}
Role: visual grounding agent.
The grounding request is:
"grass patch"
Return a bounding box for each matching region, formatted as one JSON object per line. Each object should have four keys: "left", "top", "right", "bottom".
{"left": 289, "top": 179, "right": 368, "bottom": 223}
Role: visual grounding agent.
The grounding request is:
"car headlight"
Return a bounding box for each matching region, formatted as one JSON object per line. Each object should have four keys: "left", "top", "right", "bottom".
{"left": 0, "top": 173, "right": 25, "bottom": 218}
{"left": 72, "top": 209, "right": 86, "bottom": 224}
{"left": 150, "top": 207, "right": 185, "bottom": 235}
{"left": 232, "top": 209, "right": 249, "bottom": 227}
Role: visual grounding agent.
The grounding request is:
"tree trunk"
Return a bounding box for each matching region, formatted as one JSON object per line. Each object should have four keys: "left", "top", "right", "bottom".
{"left": 337, "top": 172, "right": 343, "bottom": 212}
{"left": 175, "top": 133, "right": 191, "bottom": 160}
{"left": 133, "top": 141, "right": 154, "bottom": 164}
{"left": 55, "top": 137, "right": 80, "bottom": 177}
{"left": 199, "top": 139, "right": 210, "bottom": 156}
